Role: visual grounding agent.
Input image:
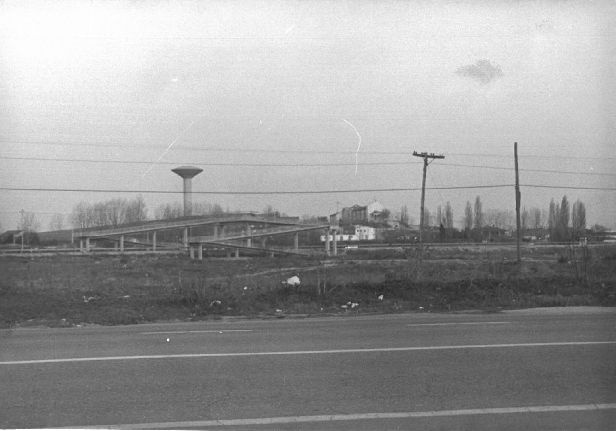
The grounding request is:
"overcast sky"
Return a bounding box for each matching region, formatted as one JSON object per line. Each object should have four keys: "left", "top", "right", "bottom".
{"left": 1, "top": 0, "right": 615, "bottom": 231}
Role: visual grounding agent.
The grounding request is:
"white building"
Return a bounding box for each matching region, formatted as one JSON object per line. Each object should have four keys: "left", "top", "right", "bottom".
{"left": 354, "top": 225, "right": 376, "bottom": 241}
{"left": 320, "top": 233, "right": 359, "bottom": 242}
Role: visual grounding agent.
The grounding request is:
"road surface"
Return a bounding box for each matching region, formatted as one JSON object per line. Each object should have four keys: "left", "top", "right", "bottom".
{"left": 1, "top": 307, "right": 615, "bottom": 429}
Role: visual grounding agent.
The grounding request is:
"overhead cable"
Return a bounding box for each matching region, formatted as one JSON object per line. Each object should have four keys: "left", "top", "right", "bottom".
{"left": 1, "top": 155, "right": 614, "bottom": 177}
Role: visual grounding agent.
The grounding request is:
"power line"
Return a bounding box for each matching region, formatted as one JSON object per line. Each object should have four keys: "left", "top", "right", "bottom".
{"left": 521, "top": 184, "right": 616, "bottom": 191}
{"left": 2, "top": 140, "right": 407, "bottom": 155}
{"left": 439, "top": 162, "right": 616, "bottom": 177}
{"left": 2, "top": 155, "right": 614, "bottom": 177}
{"left": 448, "top": 152, "right": 616, "bottom": 161}
{"left": 8, "top": 141, "right": 436, "bottom": 155}
{"left": 0, "top": 185, "right": 513, "bottom": 195}
{"left": 3, "top": 140, "right": 615, "bottom": 161}
{"left": 1, "top": 184, "right": 614, "bottom": 195}
{"left": 0, "top": 155, "right": 418, "bottom": 167}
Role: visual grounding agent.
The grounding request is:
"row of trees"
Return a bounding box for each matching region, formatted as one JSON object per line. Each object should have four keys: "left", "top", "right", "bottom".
{"left": 548, "top": 196, "right": 586, "bottom": 242}
{"left": 71, "top": 198, "right": 234, "bottom": 229}
{"left": 397, "top": 195, "right": 589, "bottom": 242}
{"left": 71, "top": 196, "right": 148, "bottom": 229}
{"left": 153, "top": 201, "right": 226, "bottom": 220}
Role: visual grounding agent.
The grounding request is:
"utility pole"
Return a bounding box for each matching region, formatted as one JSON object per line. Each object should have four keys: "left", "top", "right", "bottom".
{"left": 412, "top": 151, "right": 445, "bottom": 261}
{"left": 514, "top": 142, "right": 521, "bottom": 264}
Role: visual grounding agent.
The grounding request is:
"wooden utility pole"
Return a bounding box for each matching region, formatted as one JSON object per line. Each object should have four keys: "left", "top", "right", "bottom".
{"left": 412, "top": 151, "right": 445, "bottom": 260}
{"left": 514, "top": 142, "right": 521, "bottom": 264}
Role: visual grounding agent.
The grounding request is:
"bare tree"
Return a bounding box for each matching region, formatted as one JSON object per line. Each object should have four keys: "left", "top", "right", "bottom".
{"left": 423, "top": 207, "right": 431, "bottom": 227}
{"left": 443, "top": 201, "right": 454, "bottom": 229}
{"left": 464, "top": 201, "right": 473, "bottom": 232}
{"left": 17, "top": 210, "right": 40, "bottom": 246}
{"left": 71, "top": 197, "right": 149, "bottom": 228}
{"left": 101, "top": 199, "right": 123, "bottom": 226}
{"left": 210, "top": 203, "right": 225, "bottom": 216}
{"left": 125, "top": 195, "right": 148, "bottom": 223}
{"left": 530, "top": 207, "right": 542, "bottom": 229}
{"left": 400, "top": 205, "right": 409, "bottom": 227}
{"left": 155, "top": 202, "right": 183, "bottom": 220}
{"left": 485, "top": 209, "right": 513, "bottom": 229}
{"left": 473, "top": 196, "right": 483, "bottom": 229}
{"left": 548, "top": 198, "right": 558, "bottom": 240}
{"left": 263, "top": 205, "right": 279, "bottom": 217}
{"left": 49, "top": 213, "right": 64, "bottom": 231}
{"left": 521, "top": 207, "right": 529, "bottom": 232}
{"left": 435, "top": 205, "right": 442, "bottom": 227}
{"left": 71, "top": 201, "right": 93, "bottom": 229}
{"left": 571, "top": 199, "right": 586, "bottom": 239}
{"left": 18, "top": 210, "right": 40, "bottom": 233}
{"left": 559, "top": 195, "right": 570, "bottom": 241}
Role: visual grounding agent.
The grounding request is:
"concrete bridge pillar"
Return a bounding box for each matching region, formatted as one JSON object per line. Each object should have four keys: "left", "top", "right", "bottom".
{"left": 152, "top": 231, "right": 157, "bottom": 251}
{"left": 294, "top": 232, "right": 299, "bottom": 250}
{"left": 119, "top": 235, "right": 124, "bottom": 252}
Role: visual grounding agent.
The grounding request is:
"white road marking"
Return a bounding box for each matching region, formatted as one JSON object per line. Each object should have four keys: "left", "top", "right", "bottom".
{"left": 407, "top": 321, "right": 511, "bottom": 327}
{"left": 2, "top": 341, "right": 614, "bottom": 366}
{"left": 65, "top": 403, "right": 616, "bottom": 429}
{"left": 140, "top": 330, "right": 253, "bottom": 335}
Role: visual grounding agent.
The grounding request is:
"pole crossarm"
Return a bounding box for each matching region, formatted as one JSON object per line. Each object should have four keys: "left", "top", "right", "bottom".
{"left": 412, "top": 151, "right": 445, "bottom": 160}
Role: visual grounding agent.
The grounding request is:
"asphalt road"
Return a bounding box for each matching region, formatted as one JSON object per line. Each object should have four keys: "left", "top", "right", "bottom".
{"left": 1, "top": 308, "right": 615, "bottom": 430}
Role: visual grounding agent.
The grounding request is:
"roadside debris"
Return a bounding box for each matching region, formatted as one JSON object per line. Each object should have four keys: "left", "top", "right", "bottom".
{"left": 82, "top": 295, "right": 99, "bottom": 303}
{"left": 282, "top": 275, "right": 300, "bottom": 287}
{"left": 341, "top": 301, "right": 359, "bottom": 311}
{"left": 209, "top": 300, "right": 222, "bottom": 307}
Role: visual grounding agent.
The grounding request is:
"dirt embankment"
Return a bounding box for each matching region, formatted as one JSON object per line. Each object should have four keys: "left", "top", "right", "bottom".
{"left": 1, "top": 245, "right": 615, "bottom": 328}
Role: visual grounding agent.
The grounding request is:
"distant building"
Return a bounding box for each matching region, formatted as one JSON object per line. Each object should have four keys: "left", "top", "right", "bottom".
{"left": 319, "top": 233, "right": 359, "bottom": 242}
{"left": 319, "top": 225, "right": 376, "bottom": 242}
{"left": 0, "top": 230, "right": 23, "bottom": 245}
{"left": 342, "top": 205, "right": 368, "bottom": 224}
{"left": 331, "top": 200, "right": 387, "bottom": 226}
{"left": 355, "top": 225, "right": 376, "bottom": 240}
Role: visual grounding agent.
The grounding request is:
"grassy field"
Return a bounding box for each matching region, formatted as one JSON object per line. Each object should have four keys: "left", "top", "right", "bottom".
{"left": 1, "top": 244, "right": 615, "bottom": 328}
